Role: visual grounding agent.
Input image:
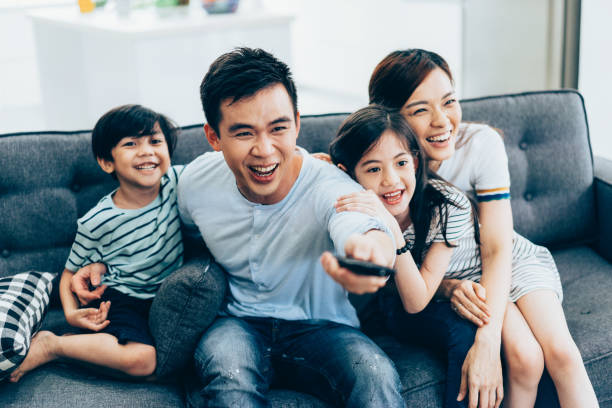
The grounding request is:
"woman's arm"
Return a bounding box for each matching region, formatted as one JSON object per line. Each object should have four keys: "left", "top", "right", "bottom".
{"left": 457, "top": 199, "right": 512, "bottom": 407}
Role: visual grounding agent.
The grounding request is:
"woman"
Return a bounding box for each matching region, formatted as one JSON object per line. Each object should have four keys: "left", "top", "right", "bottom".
{"left": 365, "top": 49, "right": 597, "bottom": 408}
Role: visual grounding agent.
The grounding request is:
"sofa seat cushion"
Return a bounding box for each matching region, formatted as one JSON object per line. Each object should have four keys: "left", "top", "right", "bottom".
{"left": 0, "top": 362, "right": 184, "bottom": 408}
{"left": 551, "top": 246, "right": 612, "bottom": 404}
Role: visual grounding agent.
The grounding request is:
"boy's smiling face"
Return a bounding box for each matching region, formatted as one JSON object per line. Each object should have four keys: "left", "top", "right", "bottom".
{"left": 98, "top": 123, "right": 170, "bottom": 195}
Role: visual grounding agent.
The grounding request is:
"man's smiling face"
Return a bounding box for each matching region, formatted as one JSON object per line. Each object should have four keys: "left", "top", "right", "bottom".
{"left": 205, "top": 83, "right": 302, "bottom": 205}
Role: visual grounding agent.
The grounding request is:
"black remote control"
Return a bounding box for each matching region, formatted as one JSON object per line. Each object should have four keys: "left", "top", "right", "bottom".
{"left": 336, "top": 255, "right": 395, "bottom": 277}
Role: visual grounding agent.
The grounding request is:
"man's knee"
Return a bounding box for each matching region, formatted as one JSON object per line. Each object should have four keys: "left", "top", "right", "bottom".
{"left": 194, "top": 318, "right": 265, "bottom": 380}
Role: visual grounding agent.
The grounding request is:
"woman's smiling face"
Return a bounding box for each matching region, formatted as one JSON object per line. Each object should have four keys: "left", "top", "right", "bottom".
{"left": 400, "top": 68, "right": 462, "bottom": 167}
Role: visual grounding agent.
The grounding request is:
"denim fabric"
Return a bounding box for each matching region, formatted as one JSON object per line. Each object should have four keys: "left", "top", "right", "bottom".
{"left": 381, "top": 294, "right": 476, "bottom": 408}
{"left": 193, "top": 317, "right": 405, "bottom": 408}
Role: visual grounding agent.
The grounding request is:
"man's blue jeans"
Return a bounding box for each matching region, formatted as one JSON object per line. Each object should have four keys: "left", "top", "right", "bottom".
{"left": 193, "top": 316, "right": 405, "bottom": 407}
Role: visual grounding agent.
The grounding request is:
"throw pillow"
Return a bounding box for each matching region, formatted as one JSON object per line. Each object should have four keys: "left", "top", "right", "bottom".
{"left": 0, "top": 271, "right": 54, "bottom": 381}
{"left": 149, "top": 256, "right": 227, "bottom": 380}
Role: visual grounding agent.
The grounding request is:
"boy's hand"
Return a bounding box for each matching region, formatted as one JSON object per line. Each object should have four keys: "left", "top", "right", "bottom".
{"left": 65, "top": 301, "right": 111, "bottom": 332}
{"left": 71, "top": 263, "right": 108, "bottom": 306}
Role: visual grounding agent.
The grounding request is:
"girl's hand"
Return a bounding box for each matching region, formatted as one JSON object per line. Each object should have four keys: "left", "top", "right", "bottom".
{"left": 65, "top": 301, "right": 111, "bottom": 332}
{"left": 445, "top": 280, "right": 491, "bottom": 327}
{"left": 336, "top": 190, "right": 403, "bottom": 240}
{"left": 312, "top": 152, "right": 333, "bottom": 163}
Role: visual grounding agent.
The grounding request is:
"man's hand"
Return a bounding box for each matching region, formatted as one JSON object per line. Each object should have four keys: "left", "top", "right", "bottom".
{"left": 71, "top": 263, "right": 108, "bottom": 306}
{"left": 65, "top": 301, "right": 111, "bottom": 332}
{"left": 457, "top": 335, "right": 504, "bottom": 408}
{"left": 320, "top": 233, "right": 392, "bottom": 294}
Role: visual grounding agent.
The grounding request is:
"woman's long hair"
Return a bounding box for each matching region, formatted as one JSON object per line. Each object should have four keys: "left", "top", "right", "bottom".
{"left": 329, "top": 105, "right": 477, "bottom": 264}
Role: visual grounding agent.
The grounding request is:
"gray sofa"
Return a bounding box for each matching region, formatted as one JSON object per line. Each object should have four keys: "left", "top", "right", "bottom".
{"left": 0, "top": 90, "right": 610, "bottom": 407}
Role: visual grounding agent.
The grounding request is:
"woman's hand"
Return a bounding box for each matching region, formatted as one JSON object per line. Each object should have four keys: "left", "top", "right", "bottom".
{"left": 64, "top": 301, "right": 111, "bottom": 332}
{"left": 336, "top": 190, "right": 403, "bottom": 241}
{"left": 442, "top": 279, "right": 491, "bottom": 327}
{"left": 458, "top": 335, "right": 504, "bottom": 408}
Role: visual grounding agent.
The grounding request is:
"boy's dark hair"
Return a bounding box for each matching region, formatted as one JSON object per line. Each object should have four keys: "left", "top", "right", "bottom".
{"left": 369, "top": 49, "right": 453, "bottom": 108}
{"left": 330, "top": 105, "right": 479, "bottom": 264}
{"left": 91, "top": 104, "right": 179, "bottom": 162}
{"left": 200, "top": 47, "right": 298, "bottom": 134}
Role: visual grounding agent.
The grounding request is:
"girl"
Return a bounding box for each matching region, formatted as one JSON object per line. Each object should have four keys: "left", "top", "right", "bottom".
{"left": 329, "top": 105, "right": 597, "bottom": 408}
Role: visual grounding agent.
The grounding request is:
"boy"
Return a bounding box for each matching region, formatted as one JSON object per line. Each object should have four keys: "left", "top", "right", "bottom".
{"left": 10, "top": 104, "right": 183, "bottom": 382}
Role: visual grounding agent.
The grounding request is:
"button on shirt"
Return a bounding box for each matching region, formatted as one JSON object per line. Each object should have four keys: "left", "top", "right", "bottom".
{"left": 178, "top": 148, "right": 392, "bottom": 328}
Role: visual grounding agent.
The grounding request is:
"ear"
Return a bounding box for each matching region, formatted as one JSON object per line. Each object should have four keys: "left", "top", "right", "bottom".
{"left": 337, "top": 163, "right": 348, "bottom": 173}
{"left": 204, "top": 123, "right": 221, "bottom": 152}
{"left": 97, "top": 157, "right": 115, "bottom": 174}
{"left": 294, "top": 111, "right": 301, "bottom": 139}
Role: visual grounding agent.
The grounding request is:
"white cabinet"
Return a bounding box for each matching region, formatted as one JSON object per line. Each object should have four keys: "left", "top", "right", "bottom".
{"left": 29, "top": 5, "right": 293, "bottom": 129}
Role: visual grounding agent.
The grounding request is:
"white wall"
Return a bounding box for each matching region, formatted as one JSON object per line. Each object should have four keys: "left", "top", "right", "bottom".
{"left": 579, "top": 0, "right": 612, "bottom": 160}
{"left": 262, "top": 0, "right": 463, "bottom": 114}
{"left": 462, "top": 0, "right": 564, "bottom": 98}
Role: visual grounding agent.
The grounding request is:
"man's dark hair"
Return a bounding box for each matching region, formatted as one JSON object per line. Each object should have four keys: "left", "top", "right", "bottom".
{"left": 200, "top": 47, "right": 298, "bottom": 134}
{"left": 91, "top": 104, "right": 179, "bottom": 163}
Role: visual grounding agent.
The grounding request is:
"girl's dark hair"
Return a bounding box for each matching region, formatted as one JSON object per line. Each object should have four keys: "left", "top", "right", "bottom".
{"left": 369, "top": 49, "right": 453, "bottom": 108}
{"left": 329, "top": 105, "right": 477, "bottom": 264}
{"left": 91, "top": 104, "right": 179, "bottom": 162}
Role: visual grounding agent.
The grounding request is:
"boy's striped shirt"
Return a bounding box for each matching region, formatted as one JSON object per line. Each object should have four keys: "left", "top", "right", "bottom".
{"left": 65, "top": 166, "right": 184, "bottom": 299}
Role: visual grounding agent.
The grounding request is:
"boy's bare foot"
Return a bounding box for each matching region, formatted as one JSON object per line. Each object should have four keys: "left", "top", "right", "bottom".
{"left": 9, "top": 331, "right": 58, "bottom": 383}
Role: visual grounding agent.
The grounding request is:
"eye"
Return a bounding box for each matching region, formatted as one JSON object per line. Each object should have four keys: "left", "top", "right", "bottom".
{"left": 272, "top": 125, "right": 288, "bottom": 132}
{"left": 397, "top": 160, "right": 408, "bottom": 167}
{"left": 235, "top": 131, "right": 253, "bottom": 138}
{"left": 151, "top": 138, "right": 165, "bottom": 145}
{"left": 445, "top": 98, "right": 457, "bottom": 106}
{"left": 366, "top": 167, "right": 381, "bottom": 173}
{"left": 411, "top": 108, "right": 427, "bottom": 115}
{"left": 121, "top": 140, "right": 136, "bottom": 147}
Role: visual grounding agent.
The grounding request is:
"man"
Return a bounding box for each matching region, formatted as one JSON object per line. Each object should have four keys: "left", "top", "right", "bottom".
{"left": 178, "top": 47, "right": 404, "bottom": 407}
{"left": 73, "top": 47, "right": 405, "bottom": 407}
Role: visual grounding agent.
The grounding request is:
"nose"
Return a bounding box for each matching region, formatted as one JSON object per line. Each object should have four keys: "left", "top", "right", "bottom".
{"left": 382, "top": 167, "right": 400, "bottom": 186}
{"left": 431, "top": 107, "right": 450, "bottom": 128}
{"left": 138, "top": 141, "right": 154, "bottom": 156}
{"left": 252, "top": 134, "right": 274, "bottom": 157}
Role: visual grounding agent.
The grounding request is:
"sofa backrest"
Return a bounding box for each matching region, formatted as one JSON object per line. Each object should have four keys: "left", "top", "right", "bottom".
{"left": 0, "top": 90, "right": 596, "bottom": 280}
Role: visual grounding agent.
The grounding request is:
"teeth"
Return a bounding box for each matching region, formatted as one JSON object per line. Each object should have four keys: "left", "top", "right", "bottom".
{"left": 383, "top": 191, "right": 401, "bottom": 198}
{"left": 136, "top": 164, "right": 157, "bottom": 170}
{"left": 427, "top": 132, "right": 451, "bottom": 143}
{"left": 251, "top": 164, "right": 277, "bottom": 173}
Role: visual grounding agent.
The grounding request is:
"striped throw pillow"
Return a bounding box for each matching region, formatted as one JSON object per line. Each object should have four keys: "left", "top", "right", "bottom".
{"left": 0, "top": 271, "right": 54, "bottom": 381}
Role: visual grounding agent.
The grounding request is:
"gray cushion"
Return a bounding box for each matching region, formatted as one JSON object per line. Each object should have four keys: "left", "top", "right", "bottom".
{"left": 0, "top": 271, "right": 54, "bottom": 380}
{"left": 461, "top": 91, "right": 596, "bottom": 248}
{"left": 0, "top": 362, "right": 184, "bottom": 407}
{"left": 149, "top": 256, "right": 227, "bottom": 380}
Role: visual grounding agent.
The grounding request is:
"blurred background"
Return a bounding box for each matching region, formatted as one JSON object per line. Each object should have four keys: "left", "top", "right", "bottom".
{"left": 0, "top": 0, "right": 610, "bottom": 159}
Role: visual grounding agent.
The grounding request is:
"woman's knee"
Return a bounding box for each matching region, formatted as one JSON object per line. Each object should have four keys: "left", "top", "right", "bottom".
{"left": 541, "top": 338, "right": 583, "bottom": 374}
{"left": 505, "top": 339, "right": 544, "bottom": 385}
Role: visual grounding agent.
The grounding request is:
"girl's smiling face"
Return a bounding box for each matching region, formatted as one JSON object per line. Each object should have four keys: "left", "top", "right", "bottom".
{"left": 400, "top": 67, "right": 462, "bottom": 168}
{"left": 353, "top": 130, "right": 417, "bottom": 224}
